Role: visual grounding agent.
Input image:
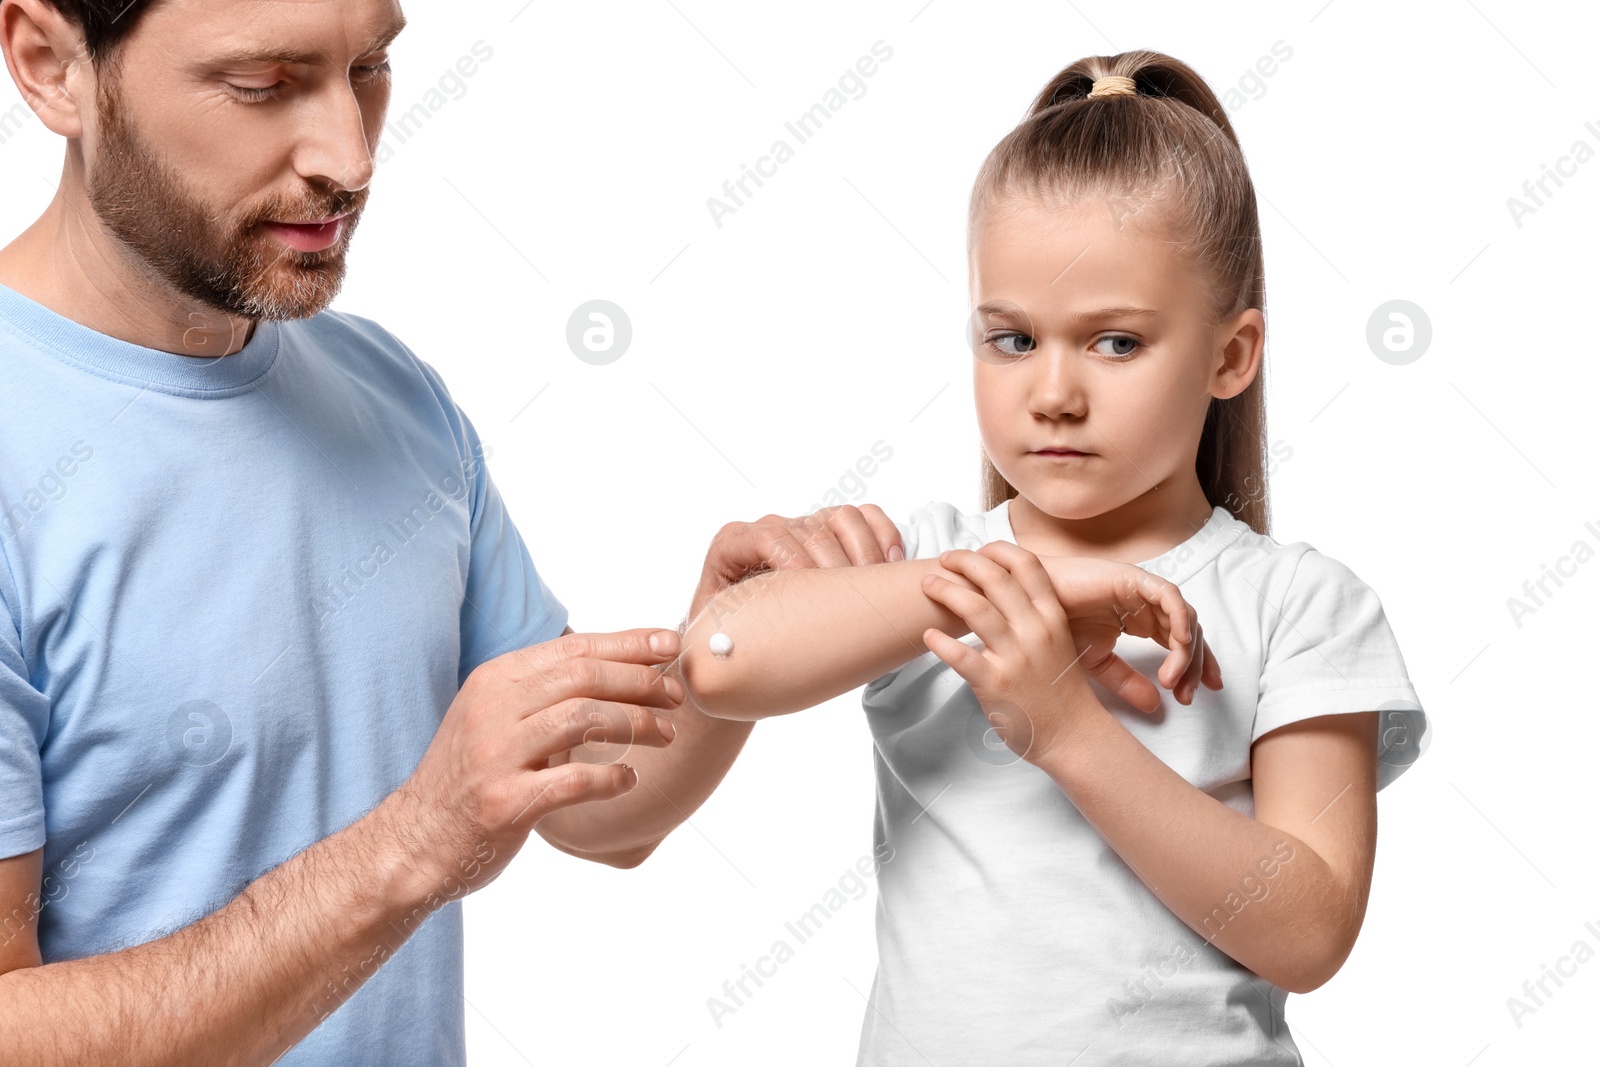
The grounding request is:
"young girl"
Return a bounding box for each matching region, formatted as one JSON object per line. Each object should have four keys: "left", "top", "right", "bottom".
{"left": 678, "top": 50, "right": 1430, "bottom": 1065}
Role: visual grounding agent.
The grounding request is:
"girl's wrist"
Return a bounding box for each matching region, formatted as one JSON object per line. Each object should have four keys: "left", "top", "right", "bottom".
{"left": 1025, "top": 685, "right": 1115, "bottom": 778}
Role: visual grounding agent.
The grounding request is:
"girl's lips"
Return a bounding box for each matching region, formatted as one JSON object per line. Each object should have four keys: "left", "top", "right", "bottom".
{"left": 262, "top": 216, "right": 346, "bottom": 253}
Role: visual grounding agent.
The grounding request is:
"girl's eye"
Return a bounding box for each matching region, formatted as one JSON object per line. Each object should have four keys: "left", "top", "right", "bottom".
{"left": 1093, "top": 335, "right": 1142, "bottom": 360}
{"left": 986, "top": 332, "right": 1037, "bottom": 358}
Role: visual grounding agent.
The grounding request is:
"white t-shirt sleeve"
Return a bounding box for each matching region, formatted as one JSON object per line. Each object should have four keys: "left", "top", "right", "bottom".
{"left": 1253, "top": 547, "right": 1429, "bottom": 790}
{"left": 892, "top": 500, "right": 983, "bottom": 563}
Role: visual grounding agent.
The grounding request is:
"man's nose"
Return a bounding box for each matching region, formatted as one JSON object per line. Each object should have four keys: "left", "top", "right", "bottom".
{"left": 296, "top": 87, "right": 376, "bottom": 193}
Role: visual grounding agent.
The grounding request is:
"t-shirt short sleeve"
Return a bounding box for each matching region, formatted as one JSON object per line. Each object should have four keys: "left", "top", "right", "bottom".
{"left": 406, "top": 354, "right": 569, "bottom": 686}
{"left": 1253, "top": 547, "right": 1429, "bottom": 790}
{"left": 0, "top": 558, "right": 48, "bottom": 859}
{"left": 892, "top": 500, "right": 978, "bottom": 563}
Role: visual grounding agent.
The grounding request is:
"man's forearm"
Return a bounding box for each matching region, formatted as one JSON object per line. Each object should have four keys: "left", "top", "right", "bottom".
{"left": 534, "top": 700, "right": 755, "bottom": 863}
{"left": 0, "top": 790, "right": 459, "bottom": 1066}
{"left": 679, "top": 558, "right": 980, "bottom": 720}
{"left": 533, "top": 557, "right": 969, "bottom": 858}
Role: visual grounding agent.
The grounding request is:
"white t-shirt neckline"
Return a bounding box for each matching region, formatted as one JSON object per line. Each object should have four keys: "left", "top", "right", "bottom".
{"left": 984, "top": 497, "right": 1254, "bottom": 585}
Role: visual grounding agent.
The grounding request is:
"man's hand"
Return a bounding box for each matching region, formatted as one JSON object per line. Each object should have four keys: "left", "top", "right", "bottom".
{"left": 387, "top": 629, "right": 682, "bottom": 887}
{"left": 531, "top": 505, "right": 905, "bottom": 863}
{"left": 689, "top": 504, "right": 905, "bottom": 620}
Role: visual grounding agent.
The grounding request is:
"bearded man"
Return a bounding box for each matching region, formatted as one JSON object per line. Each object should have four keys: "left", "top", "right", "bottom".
{"left": 0, "top": 2, "right": 903, "bottom": 1062}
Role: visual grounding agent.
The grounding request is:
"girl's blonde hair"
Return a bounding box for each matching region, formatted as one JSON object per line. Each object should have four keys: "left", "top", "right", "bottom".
{"left": 971, "top": 50, "right": 1271, "bottom": 535}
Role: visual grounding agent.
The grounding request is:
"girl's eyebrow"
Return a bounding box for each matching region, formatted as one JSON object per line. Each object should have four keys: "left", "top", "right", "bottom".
{"left": 973, "top": 302, "right": 1159, "bottom": 323}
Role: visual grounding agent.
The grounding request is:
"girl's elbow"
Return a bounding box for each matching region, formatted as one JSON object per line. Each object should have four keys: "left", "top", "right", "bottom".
{"left": 1275, "top": 927, "right": 1361, "bottom": 994}
{"left": 678, "top": 654, "right": 755, "bottom": 720}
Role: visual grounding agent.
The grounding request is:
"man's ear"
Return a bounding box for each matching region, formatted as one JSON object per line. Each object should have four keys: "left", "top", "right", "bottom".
{"left": 1212, "top": 306, "right": 1264, "bottom": 401}
{"left": 0, "top": 0, "right": 99, "bottom": 139}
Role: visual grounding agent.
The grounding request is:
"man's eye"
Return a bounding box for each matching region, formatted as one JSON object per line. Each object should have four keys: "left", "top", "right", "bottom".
{"left": 353, "top": 60, "right": 392, "bottom": 81}
{"left": 986, "top": 333, "right": 1036, "bottom": 357}
{"left": 227, "top": 82, "right": 283, "bottom": 102}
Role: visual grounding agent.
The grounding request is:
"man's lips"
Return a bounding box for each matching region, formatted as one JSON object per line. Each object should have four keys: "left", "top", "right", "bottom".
{"left": 262, "top": 213, "right": 349, "bottom": 253}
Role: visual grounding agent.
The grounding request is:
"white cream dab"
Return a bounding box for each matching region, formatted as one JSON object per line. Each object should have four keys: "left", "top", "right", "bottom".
{"left": 709, "top": 631, "right": 734, "bottom": 658}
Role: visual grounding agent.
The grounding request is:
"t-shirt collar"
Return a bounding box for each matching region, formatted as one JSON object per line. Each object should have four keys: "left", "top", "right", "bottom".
{"left": 0, "top": 281, "right": 281, "bottom": 399}
{"left": 984, "top": 497, "right": 1250, "bottom": 585}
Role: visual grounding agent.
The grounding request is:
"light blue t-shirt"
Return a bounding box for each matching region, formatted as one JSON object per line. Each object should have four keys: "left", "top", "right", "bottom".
{"left": 0, "top": 282, "right": 568, "bottom": 1064}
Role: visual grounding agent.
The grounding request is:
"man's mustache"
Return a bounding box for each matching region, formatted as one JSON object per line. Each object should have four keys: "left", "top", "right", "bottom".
{"left": 248, "top": 189, "right": 368, "bottom": 227}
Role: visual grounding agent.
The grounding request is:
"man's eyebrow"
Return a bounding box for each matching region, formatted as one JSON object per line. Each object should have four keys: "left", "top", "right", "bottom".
{"left": 207, "top": 16, "right": 407, "bottom": 66}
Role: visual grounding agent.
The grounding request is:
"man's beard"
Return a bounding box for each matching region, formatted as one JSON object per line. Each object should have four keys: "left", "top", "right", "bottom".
{"left": 85, "top": 76, "right": 368, "bottom": 322}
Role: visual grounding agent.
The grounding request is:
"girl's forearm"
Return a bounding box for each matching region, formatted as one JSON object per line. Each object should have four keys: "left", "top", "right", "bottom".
{"left": 1036, "top": 705, "right": 1367, "bottom": 994}
{"left": 676, "top": 558, "right": 981, "bottom": 719}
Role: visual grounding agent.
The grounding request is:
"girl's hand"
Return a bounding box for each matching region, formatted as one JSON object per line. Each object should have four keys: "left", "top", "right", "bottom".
{"left": 920, "top": 542, "right": 1107, "bottom": 766}
{"left": 920, "top": 544, "right": 1223, "bottom": 764}
{"left": 1039, "top": 555, "right": 1224, "bottom": 710}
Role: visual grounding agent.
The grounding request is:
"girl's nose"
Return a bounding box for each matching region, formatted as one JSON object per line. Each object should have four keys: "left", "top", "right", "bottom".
{"left": 1028, "top": 347, "right": 1087, "bottom": 419}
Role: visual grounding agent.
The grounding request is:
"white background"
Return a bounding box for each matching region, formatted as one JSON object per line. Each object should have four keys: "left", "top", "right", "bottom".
{"left": 3, "top": 1, "right": 1596, "bottom": 1064}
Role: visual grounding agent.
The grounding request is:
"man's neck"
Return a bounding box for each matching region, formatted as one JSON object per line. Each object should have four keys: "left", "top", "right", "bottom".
{"left": 0, "top": 183, "right": 255, "bottom": 358}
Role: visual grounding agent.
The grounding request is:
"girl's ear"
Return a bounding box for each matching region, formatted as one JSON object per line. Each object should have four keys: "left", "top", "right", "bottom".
{"left": 1, "top": 0, "right": 96, "bottom": 140}
{"left": 1211, "top": 307, "right": 1264, "bottom": 401}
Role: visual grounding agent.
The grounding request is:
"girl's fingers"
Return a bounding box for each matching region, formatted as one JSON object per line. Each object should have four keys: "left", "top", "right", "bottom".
{"left": 1201, "top": 641, "right": 1224, "bottom": 689}
{"left": 938, "top": 548, "right": 1037, "bottom": 632}
{"left": 1087, "top": 652, "right": 1161, "bottom": 713}
{"left": 977, "top": 542, "right": 1065, "bottom": 618}
{"left": 923, "top": 627, "right": 993, "bottom": 690}
{"left": 1152, "top": 581, "right": 1192, "bottom": 647}
{"left": 922, "top": 572, "right": 1009, "bottom": 652}
{"left": 1179, "top": 628, "right": 1205, "bottom": 704}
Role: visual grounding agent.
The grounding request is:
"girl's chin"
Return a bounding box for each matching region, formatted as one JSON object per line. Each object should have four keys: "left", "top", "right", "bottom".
{"left": 1010, "top": 486, "right": 1111, "bottom": 522}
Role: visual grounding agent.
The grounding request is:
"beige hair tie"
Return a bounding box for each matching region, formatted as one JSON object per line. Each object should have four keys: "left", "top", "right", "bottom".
{"left": 1087, "top": 75, "right": 1137, "bottom": 99}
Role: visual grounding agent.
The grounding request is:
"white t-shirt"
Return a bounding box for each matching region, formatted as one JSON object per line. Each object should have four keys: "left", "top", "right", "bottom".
{"left": 855, "top": 498, "right": 1429, "bottom": 1066}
